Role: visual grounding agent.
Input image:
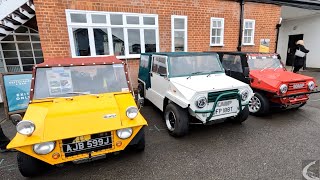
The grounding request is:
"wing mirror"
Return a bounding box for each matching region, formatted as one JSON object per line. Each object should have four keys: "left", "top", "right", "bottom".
{"left": 10, "top": 114, "right": 22, "bottom": 126}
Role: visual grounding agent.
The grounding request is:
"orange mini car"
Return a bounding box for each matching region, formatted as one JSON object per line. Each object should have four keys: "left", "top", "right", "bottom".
{"left": 212, "top": 52, "right": 319, "bottom": 115}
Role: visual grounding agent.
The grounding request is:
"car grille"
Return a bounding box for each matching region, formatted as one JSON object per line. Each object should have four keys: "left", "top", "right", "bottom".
{"left": 288, "top": 82, "right": 306, "bottom": 91}
{"left": 61, "top": 132, "right": 113, "bottom": 158}
{"left": 208, "top": 89, "right": 239, "bottom": 103}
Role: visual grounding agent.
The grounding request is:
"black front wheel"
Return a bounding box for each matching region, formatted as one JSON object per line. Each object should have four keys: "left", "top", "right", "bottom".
{"left": 248, "top": 92, "right": 270, "bottom": 116}
{"left": 164, "top": 103, "right": 189, "bottom": 137}
{"left": 232, "top": 106, "right": 249, "bottom": 123}
{"left": 17, "top": 152, "right": 52, "bottom": 177}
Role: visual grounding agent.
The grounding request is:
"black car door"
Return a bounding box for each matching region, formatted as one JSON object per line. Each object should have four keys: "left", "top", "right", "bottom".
{"left": 220, "top": 53, "right": 249, "bottom": 84}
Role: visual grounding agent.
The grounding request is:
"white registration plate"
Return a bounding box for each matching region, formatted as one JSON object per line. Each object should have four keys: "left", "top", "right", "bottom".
{"left": 214, "top": 99, "right": 239, "bottom": 116}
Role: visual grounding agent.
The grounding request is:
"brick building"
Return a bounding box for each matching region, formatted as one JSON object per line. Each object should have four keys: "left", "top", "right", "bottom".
{"left": 0, "top": 0, "right": 281, "bottom": 88}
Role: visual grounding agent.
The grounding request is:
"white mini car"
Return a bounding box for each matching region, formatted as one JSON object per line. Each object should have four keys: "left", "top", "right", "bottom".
{"left": 138, "top": 52, "right": 254, "bottom": 137}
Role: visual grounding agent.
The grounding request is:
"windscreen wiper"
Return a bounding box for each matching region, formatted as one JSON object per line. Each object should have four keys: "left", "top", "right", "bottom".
{"left": 206, "top": 70, "right": 223, "bottom": 77}
{"left": 187, "top": 72, "right": 202, "bottom": 79}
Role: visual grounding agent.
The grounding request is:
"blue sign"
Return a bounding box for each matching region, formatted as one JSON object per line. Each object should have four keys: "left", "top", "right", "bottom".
{"left": 3, "top": 74, "right": 32, "bottom": 112}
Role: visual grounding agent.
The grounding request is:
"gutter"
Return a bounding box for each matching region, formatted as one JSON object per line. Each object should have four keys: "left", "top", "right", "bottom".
{"left": 237, "top": 0, "right": 245, "bottom": 51}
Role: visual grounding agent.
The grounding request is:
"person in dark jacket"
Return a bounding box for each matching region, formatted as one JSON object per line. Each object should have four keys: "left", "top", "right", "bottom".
{"left": 0, "top": 125, "right": 11, "bottom": 152}
{"left": 293, "top": 40, "right": 309, "bottom": 73}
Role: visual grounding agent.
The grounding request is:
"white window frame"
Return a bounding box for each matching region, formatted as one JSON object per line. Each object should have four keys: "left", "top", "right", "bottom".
{"left": 171, "top": 15, "right": 188, "bottom": 52}
{"left": 65, "top": 9, "right": 160, "bottom": 59}
{"left": 210, "top": 17, "right": 224, "bottom": 46}
{"left": 243, "top": 19, "right": 255, "bottom": 45}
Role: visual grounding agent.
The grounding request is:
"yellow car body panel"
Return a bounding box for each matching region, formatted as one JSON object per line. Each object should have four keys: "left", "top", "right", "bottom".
{"left": 7, "top": 92, "right": 147, "bottom": 165}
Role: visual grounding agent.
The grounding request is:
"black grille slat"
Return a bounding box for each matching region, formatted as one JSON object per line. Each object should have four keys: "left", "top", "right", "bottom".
{"left": 208, "top": 89, "right": 238, "bottom": 103}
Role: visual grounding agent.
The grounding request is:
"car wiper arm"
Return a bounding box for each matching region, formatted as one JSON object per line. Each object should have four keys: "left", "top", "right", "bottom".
{"left": 187, "top": 71, "right": 202, "bottom": 79}
{"left": 273, "top": 65, "right": 281, "bottom": 71}
{"left": 206, "top": 70, "right": 222, "bottom": 77}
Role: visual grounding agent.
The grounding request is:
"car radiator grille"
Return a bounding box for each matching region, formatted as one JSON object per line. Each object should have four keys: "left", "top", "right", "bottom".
{"left": 288, "top": 82, "right": 306, "bottom": 91}
{"left": 208, "top": 89, "right": 239, "bottom": 103}
{"left": 61, "top": 132, "right": 113, "bottom": 158}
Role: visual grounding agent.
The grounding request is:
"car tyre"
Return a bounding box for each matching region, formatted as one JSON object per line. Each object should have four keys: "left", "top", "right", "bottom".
{"left": 132, "top": 128, "right": 145, "bottom": 152}
{"left": 232, "top": 106, "right": 249, "bottom": 124}
{"left": 164, "top": 103, "right": 189, "bottom": 137}
{"left": 17, "top": 152, "right": 51, "bottom": 177}
{"left": 249, "top": 92, "right": 270, "bottom": 116}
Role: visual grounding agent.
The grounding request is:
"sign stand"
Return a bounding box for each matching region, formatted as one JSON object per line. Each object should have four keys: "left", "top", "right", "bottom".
{"left": 0, "top": 72, "right": 32, "bottom": 124}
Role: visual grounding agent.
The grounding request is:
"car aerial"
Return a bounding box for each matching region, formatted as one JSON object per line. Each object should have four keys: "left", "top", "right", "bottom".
{"left": 7, "top": 56, "right": 147, "bottom": 177}
{"left": 137, "top": 52, "right": 254, "bottom": 137}
{"left": 213, "top": 52, "right": 319, "bottom": 115}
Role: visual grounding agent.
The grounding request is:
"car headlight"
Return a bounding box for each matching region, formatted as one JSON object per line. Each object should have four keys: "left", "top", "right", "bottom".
{"left": 116, "top": 128, "right": 133, "bottom": 139}
{"left": 126, "top": 106, "right": 138, "bottom": 119}
{"left": 195, "top": 96, "right": 207, "bottom": 108}
{"left": 16, "top": 120, "right": 35, "bottom": 136}
{"left": 241, "top": 90, "right": 249, "bottom": 101}
{"left": 308, "top": 81, "right": 315, "bottom": 90}
{"left": 33, "top": 142, "right": 55, "bottom": 155}
{"left": 279, "top": 84, "right": 288, "bottom": 94}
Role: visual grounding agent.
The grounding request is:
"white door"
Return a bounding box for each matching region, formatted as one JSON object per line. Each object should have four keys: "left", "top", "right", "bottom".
{"left": 146, "top": 55, "right": 169, "bottom": 111}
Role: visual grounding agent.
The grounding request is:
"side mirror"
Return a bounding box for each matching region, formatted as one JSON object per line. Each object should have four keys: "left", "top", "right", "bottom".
{"left": 10, "top": 114, "right": 22, "bottom": 126}
{"left": 244, "top": 67, "right": 250, "bottom": 78}
{"left": 159, "top": 73, "right": 167, "bottom": 77}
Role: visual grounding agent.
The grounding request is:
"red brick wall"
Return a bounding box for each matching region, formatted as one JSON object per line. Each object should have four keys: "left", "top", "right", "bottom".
{"left": 33, "top": 0, "right": 281, "bottom": 88}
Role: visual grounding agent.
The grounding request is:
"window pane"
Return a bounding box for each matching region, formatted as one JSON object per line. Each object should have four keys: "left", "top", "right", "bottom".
{"left": 35, "top": 58, "right": 44, "bottom": 64}
{"left": 31, "top": 35, "right": 40, "bottom": 41}
{"left": 211, "top": 37, "right": 216, "bottom": 44}
{"left": 143, "top": 17, "right": 155, "bottom": 25}
{"left": 34, "top": 50, "right": 43, "bottom": 57}
{"left": 247, "top": 29, "right": 252, "bottom": 36}
{"left": 112, "top": 28, "right": 125, "bottom": 56}
{"left": 174, "top": 31, "right": 185, "bottom": 52}
{"left": 5, "top": 58, "right": 19, "bottom": 65}
{"left": 217, "top": 21, "right": 222, "bottom": 28}
{"left": 23, "top": 65, "right": 33, "bottom": 71}
{"left": 21, "top": 58, "right": 35, "bottom": 64}
{"left": 92, "top": 14, "right": 107, "bottom": 23}
{"left": 1, "top": 43, "right": 16, "bottom": 50}
{"left": 128, "top": 29, "right": 141, "bottom": 54}
{"left": 211, "top": 29, "right": 216, "bottom": 37}
{"left": 70, "top": 13, "right": 87, "bottom": 23}
{"left": 212, "top": 20, "right": 217, "bottom": 28}
{"left": 94, "top": 28, "right": 109, "bottom": 55}
{"left": 15, "top": 26, "right": 28, "bottom": 33}
{"left": 7, "top": 66, "right": 21, "bottom": 72}
{"left": 144, "top": 29, "right": 156, "bottom": 52}
{"left": 16, "top": 35, "right": 30, "bottom": 41}
{"left": 32, "top": 43, "right": 42, "bottom": 50}
{"left": 216, "top": 37, "right": 221, "bottom": 44}
{"left": 110, "top": 14, "right": 123, "bottom": 25}
{"left": 247, "top": 37, "right": 252, "bottom": 44}
{"left": 19, "top": 51, "right": 33, "bottom": 57}
{"left": 216, "top": 29, "right": 221, "bottom": 36}
{"left": 126, "top": 16, "right": 139, "bottom": 24}
{"left": 174, "top": 18, "right": 185, "bottom": 29}
{"left": 2, "top": 35, "right": 14, "bottom": 41}
{"left": 3, "top": 51, "right": 17, "bottom": 58}
{"left": 73, "top": 28, "right": 90, "bottom": 56}
{"left": 18, "top": 43, "right": 32, "bottom": 50}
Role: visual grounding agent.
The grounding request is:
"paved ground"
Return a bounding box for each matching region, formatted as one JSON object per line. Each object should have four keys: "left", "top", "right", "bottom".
{"left": 0, "top": 71, "right": 320, "bottom": 180}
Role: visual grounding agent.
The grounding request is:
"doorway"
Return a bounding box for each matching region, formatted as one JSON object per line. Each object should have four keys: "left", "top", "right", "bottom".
{"left": 286, "top": 34, "right": 303, "bottom": 66}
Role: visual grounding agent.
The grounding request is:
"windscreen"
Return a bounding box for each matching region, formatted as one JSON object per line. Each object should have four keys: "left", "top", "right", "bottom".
{"left": 248, "top": 57, "right": 283, "bottom": 70}
{"left": 169, "top": 55, "right": 223, "bottom": 77}
{"left": 33, "top": 64, "right": 129, "bottom": 99}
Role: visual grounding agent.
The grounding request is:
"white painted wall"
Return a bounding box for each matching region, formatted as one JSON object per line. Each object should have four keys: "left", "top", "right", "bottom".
{"left": 277, "top": 14, "right": 320, "bottom": 68}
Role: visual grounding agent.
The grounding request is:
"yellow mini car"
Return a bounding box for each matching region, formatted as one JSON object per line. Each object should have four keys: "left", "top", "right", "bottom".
{"left": 7, "top": 56, "right": 147, "bottom": 177}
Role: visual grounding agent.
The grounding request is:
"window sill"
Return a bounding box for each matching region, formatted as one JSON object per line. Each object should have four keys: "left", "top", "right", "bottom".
{"left": 71, "top": 54, "right": 141, "bottom": 59}
{"left": 210, "top": 44, "right": 224, "bottom": 47}
{"left": 242, "top": 43, "right": 255, "bottom": 46}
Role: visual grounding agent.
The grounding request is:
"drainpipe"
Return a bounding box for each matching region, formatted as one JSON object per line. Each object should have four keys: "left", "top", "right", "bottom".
{"left": 237, "top": 0, "right": 244, "bottom": 52}
{"left": 275, "top": 18, "right": 282, "bottom": 53}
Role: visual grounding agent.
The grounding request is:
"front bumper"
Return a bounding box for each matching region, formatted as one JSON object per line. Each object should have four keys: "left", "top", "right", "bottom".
{"left": 274, "top": 90, "right": 320, "bottom": 98}
{"left": 194, "top": 91, "right": 247, "bottom": 122}
{"left": 13, "top": 126, "right": 145, "bottom": 165}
